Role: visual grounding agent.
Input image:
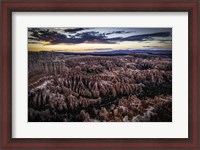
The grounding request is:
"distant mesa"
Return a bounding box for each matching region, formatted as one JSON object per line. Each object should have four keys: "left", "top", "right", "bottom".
{"left": 31, "top": 49, "right": 172, "bottom": 55}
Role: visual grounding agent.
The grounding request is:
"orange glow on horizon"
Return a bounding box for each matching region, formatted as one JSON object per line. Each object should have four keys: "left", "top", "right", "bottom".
{"left": 28, "top": 41, "right": 171, "bottom": 52}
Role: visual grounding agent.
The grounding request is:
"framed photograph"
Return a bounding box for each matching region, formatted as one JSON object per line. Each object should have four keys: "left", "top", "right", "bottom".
{"left": 1, "top": 0, "right": 199, "bottom": 149}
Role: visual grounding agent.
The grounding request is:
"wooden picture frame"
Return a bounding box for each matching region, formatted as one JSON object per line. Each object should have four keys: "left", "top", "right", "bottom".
{"left": 1, "top": 0, "right": 199, "bottom": 149}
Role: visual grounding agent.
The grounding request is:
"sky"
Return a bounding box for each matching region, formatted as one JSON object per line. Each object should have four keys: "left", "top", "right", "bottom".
{"left": 28, "top": 28, "right": 172, "bottom": 52}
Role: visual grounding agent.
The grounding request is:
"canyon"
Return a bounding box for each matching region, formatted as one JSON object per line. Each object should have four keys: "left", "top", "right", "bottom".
{"left": 28, "top": 51, "right": 172, "bottom": 122}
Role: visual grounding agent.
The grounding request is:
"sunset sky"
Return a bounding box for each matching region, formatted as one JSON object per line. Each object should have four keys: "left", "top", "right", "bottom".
{"left": 28, "top": 28, "right": 172, "bottom": 52}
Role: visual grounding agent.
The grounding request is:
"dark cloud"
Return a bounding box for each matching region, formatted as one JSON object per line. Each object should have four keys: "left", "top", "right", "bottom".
{"left": 124, "top": 32, "right": 171, "bottom": 41}
{"left": 28, "top": 28, "right": 41, "bottom": 32}
{"left": 28, "top": 41, "right": 39, "bottom": 44}
{"left": 158, "top": 39, "right": 172, "bottom": 43}
{"left": 106, "top": 30, "right": 134, "bottom": 35}
{"left": 52, "top": 31, "right": 113, "bottom": 44}
{"left": 29, "top": 28, "right": 67, "bottom": 43}
{"left": 75, "top": 31, "right": 114, "bottom": 43}
{"left": 63, "top": 28, "right": 86, "bottom": 33}
{"left": 28, "top": 28, "right": 172, "bottom": 45}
